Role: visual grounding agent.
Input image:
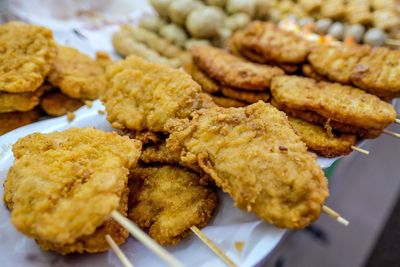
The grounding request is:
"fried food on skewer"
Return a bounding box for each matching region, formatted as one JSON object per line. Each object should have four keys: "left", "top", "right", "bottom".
{"left": 211, "top": 95, "right": 247, "bottom": 107}
{"left": 271, "top": 76, "right": 396, "bottom": 138}
{"left": 165, "top": 101, "right": 329, "bottom": 229}
{"left": 0, "top": 109, "right": 40, "bottom": 136}
{"left": 190, "top": 45, "right": 284, "bottom": 91}
{"left": 308, "top": 44, "right": 370, "bottom": 85}
{"left": 185, "top": 63, "right": 221, "bottom": 94}
{"left": 0, "top": 84, "right": 46, "bottom": 113}
{"left": 3, "top": 128, "right": 142, "bottom": 254}
{"left": 288, "top": 116, "right": 357, "bottom": 158}
{"left": 0, "top": 22, "right": 56, "bottom": 93}
{"left": 128, "top": 165, "right": 218, "bottom": 245}
{"left": 102, "top": 56, "right": 215, "bottom": 133}
{"left": 40, "top": 91, "right": 84, "bottom": 116}
{"left": 221, "top": 87, "right": 270, "bottom": 104}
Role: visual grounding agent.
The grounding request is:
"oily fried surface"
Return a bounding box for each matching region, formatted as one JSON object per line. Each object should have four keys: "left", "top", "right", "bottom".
{"left": 40, "top": 91, "right": 83, "bottom": 116}
{"left": 288, "top": 117, "right": 357, "bottom": 158}
{"left": 102, "top": 55, "right": 214, "bottom": 133}
{"left": 211, "top": 95, "right": 247, "bottom": 107}
{"left": 0, "top": 84, "right": 46, "bottom": 113}
{"left": 271, "top": 76, "right": 396, "bottom": 131}
{"left": 165, "top": 102, "right": 328, "bottom": 229}
{"left": 191, "top": 45, "right": 284, "bottom": 91}
{"left": 351, "top": 47, "right": 400, "bottom": 98}
{"left": 128, "top": 165, "right": 218, "bottom": 245}
{"left": 0, "top": 109, "right": 40, "bottom": 136}
{"left": 0, "top": 22, "right": 56, "bottom": 93}
{"left": 221, "top": 87, "right": 270, "bottom": 104}
{"left": 231, "top": 21, "right": 311, "bottom": 64}
{"left": 308, "top": 44, "right": 370, "bottom": 85}
{"left": 140, "top": 141, "right": 182, "bottom": 165}
{"left": 185, "top": 63, "right": 221, "bottom": 94}
{"left": 3, "top": 128, "right": 141, "bottom": 248}
{"left": 48, "top": 45, "right": 106, "bottom": 100}
{"left": 301, "top": 64, "right": 326, "bottom": 81}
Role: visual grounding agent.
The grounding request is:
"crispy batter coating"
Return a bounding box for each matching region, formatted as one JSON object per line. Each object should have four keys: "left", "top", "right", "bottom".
{"left": 221, "top": 87, "right": 270, "bottom": 104}
{"left": 301, "top": 64, "right": 326, "bottom": 81}
{"left": 185, "top": 63, "right": 221, "bottom": 94}
{"left": 48, "top": 45, "right": 106, "bottom": 100}
{"left": 95, "top": 51, "right": 113, "bottom": 71}
{"left": 102, "top": 55, "right": 215, "bottom": 133}
{"left": 0, "top": 22, "right": 56, "bottom": 93}
{"left": 0, "top": 84, "right": 46, "bottom": 113}
{"left": 271, "top": 76, "right": 396, "bottom": 132}
{"left": 40, "top": 91, "right": 84, "bottom": 116}
{"left": 191, "top": 45, "right": 284, "bottom": 91}
{"left": 231, "top": 22, "right": 311, "bottom": 64}
{"left": 140, "top": 141, "right": 182, "bottom": 165}
{"left": 165, "top": 102, "right": 329, "bottom": 229}
{"left": 128, "top": 165, "right": 218, "bottom": 245}
{"left": 0, "top": 109, "right": 40, "bottom": 136}
{"left": 351, "top": 47, "right": 400, "bottom": 99}
{"left": 288, "top": 117, "right": 357, "bottom": 158}
{"left": 211, "top": 95, "right": 247, "bottom": 107}
{"left": 308, "top": 44, "right": 370, "bottom": 85}
{"left": 3, "top": 128, "right": 142, "bottom": 252}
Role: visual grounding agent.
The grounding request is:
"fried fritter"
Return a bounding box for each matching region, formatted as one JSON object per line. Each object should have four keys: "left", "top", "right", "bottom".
{"left": 40, "top": 91, "right": 84, "bottom": 116}
{"left": 185, "top": 63, "right": 221, "bottom": 94}
{"left": 191, "top": 45, "right": 284, "bottom": 91}
{"left": 271, "top": 76, "right": 396, "bottom": 135}
{"left": 140, "top": 141, "right": 182, "bottom": 165}
{"left": 0, "top": 84, "right": 46, "bottom": 113}
{"left": 308, "top": 44, "right": 370, "bottom": 84}
{"left": 48, "top": 45, "right": 106, "bottom": 100}
{"left": 95, "top": 51, "right": 113, "bottom": 71}
{"left": 3, "top": 128, "right": 142, "bottom": 253}
{"left": 301, "top": 64, "right": 326, "bottom": 81}
{"left": 351, "top": 47, "right": 400, "bottom": 99}
{"left": 231, "top": 22, "right": 311, "bottom": 64}
{"left": 288, "top": 117, "right": 357, "bottom": 158}
{"left": 0, "top": 109, "right": 40, "bottom": 136}
{"left": 221, "top": 87, "right": 270, "bottom": 104}
{"left": 0, "top": 22, "right": 56, "bottom": 93}
{"left": 211, "top": 95, "right": 247, "bottom": 107}
{"left": 165, "top": 102, "right": 329, "bottom": 229}
{"left": 128, "top": 165, "right": 218, "bottom": 245}
{"left": 102, "top": 55, "right": 215, "bottom": 133}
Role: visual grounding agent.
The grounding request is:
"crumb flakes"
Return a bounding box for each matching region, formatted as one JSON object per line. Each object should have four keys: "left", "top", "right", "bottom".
{"left": 234, "top": 241, "right": 245, "bottom": 252}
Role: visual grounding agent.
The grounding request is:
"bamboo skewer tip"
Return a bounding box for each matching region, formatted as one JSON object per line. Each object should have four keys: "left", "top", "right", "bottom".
{"left": 322, "top": 205, "right": 349, "bottom": 226}
{"left": 105, "top": 234, "right": 134, "bottom": 267}
{"left": 351, "top": 146, "right": 370, "bottom": 155}
{"left": 395, "top": 118, "right": 400, "bottom": 124}
{"left": 383, "top": 129, "right": 400, "bottom": 138}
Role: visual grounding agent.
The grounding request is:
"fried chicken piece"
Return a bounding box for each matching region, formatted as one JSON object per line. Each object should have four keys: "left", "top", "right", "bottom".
{"left": 0, "top": 109, "right": 40, "bottom": 136}
{"left": 351, "top": 47, "right": 400, "bottom": 99}
{"left": 40, "top": 90, "right": 84, "bottom": 116}
{"left": 221, "top": 87, "right": 270, "bottom": 104}
{"left": 0, "top": 22, "right": 56, "bottom": 93}
{"left": 165, "top": 102, "right": 329, "bottom": 229}
{"left": 301, "top": 64, "right": 326, "bottom": 81}
{"left": 48, "top": 45, "right": 106, "bottom": 100}
{"left": 308, "top": 44, "right": 370, "bottom": 85}
{"left": 185, "top": 63, "right": 221, "bottom": 94}
{"left": 140, "top": 141, "right": 182, "bottom": 165}
{"left": 191, "top": 45, "right": 284, "bottom": 91}
{"left": 102, "top": 55, "right": 215, "bottom": 133}
{"left": 271, "top": 76, "right": 396, "bottom": 135}
{"left": 128, "top": 165, "right": 218, "bottom": 245}
{"left": 231, "top": 22, "right": 312, "bottom": 64}
{"left": 211, "top": 95, "right": 247, "bottom": 107}
{"left": 288, "top": 117, "right": 357, "bottom": 158}
{"left": 0, "top": 84, "right": 46, "bottom": 113}
{"left": 3, "top": 128, "right": 142, "bottom": 253}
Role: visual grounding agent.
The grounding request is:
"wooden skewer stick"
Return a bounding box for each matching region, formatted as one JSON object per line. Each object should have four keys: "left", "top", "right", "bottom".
{"left": 105, "top": 234, "right": 134, "bottom": 267}
{"left": 383, "top": 129, "right": 400, "bottom": 138}
{"left": 111, "top": 211, "right": 185, "bottom": 267}
{"left": 351, "top": 146, "right": 369, "bottom": 155}
{"left": 322, "top": 205, "right": 349, "bottom": 226}
{"left": 190, "top": 226, "right": 238, "bottom": 267}
{"left": 395, "top": 118, "right": 400, "bottom": 124}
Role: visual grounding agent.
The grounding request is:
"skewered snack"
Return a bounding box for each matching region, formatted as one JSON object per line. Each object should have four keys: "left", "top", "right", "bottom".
{"left": 165, "top": 101, "right": 329, "bottom": 229}
{"left": 3, "top": 128, "right": 142, "bottom": 254}
{"left": 288, "top": 117, "right": 357, "bottom": 158}
{"left": 230, "top": 21, "right": 312, "bottom": 64}
{"left": 0, "top": 22, "right": 56, "bottom": 93}
{"left": 301, "top": 64, "right": 326, "bottom": 81}
{"left": 271, "top": 76, "right": 396, "bottom": 138}
{"left": 308, "top": 44, "right": 370, "bottom": 85}
{"left": 0, "top": 109, "right": 40, "bottom": 136}
{"left": 191, "top": 45, "right": 284, "bottom": 90}
{"left": 211, "top": 95, "right": 246, "bottom": 107}
{"left": 48, "top": 45, "right": 106, "bottom": 100}
{"left": 0, "top": 84, "right": 45, "bottom": 113}
{"left": 128, "top": 165, "right": 218, "bottom": 245}
{"left": 40, "top": 91, "right": 84, "bottom": 116}
{"left": 185, "top": 63, "right": 221, "bottom": 94}
{"left": 221, "top": 87, "right": 270, "bottom": 104}
{"left": 102, "top": 55, "right": 214, "bottom": 133}
{"left": 351, "top": 47, "right": 400, "bottom": 99}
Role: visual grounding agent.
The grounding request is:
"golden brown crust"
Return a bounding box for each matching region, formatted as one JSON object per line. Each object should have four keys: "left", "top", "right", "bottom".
{"left": 271, "top": 75, "right": 396, "bottom": 131}
{"left": 48, "top": 45, "right": 106, "bottom": 100}
{"left": 165, "top": 102, "right": 329, "bottom": 229}
{"left": 221, "top": 87, "right": 270, "bottom": 104}
{"left": 191, "top": 45, "right": 284, "bottom": 91}
{"left": 95, "top": 51, "right": 113, "bottom": 71}
{"left": 0, "top": 109, "right": 40, "bottom": 136}
{"left": 128, "top": 165, "right": 218, "bottom": 245}
{"left": 185, "top": 63, "right": 221, "bottom": 94}
{"left": 0, "top": 22, "right": 56, "bottom": 93}
{"left": 211, "top": 95, "right": 247, "bottom": 107}
{"left": 0, "top": 84, "right": 46, "bottom": 113}
{"left": 301, "top": 64, "right": 326, "bottom": 81}
{"left": 40, "top": 91, "right": 83, "bottom": 116}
